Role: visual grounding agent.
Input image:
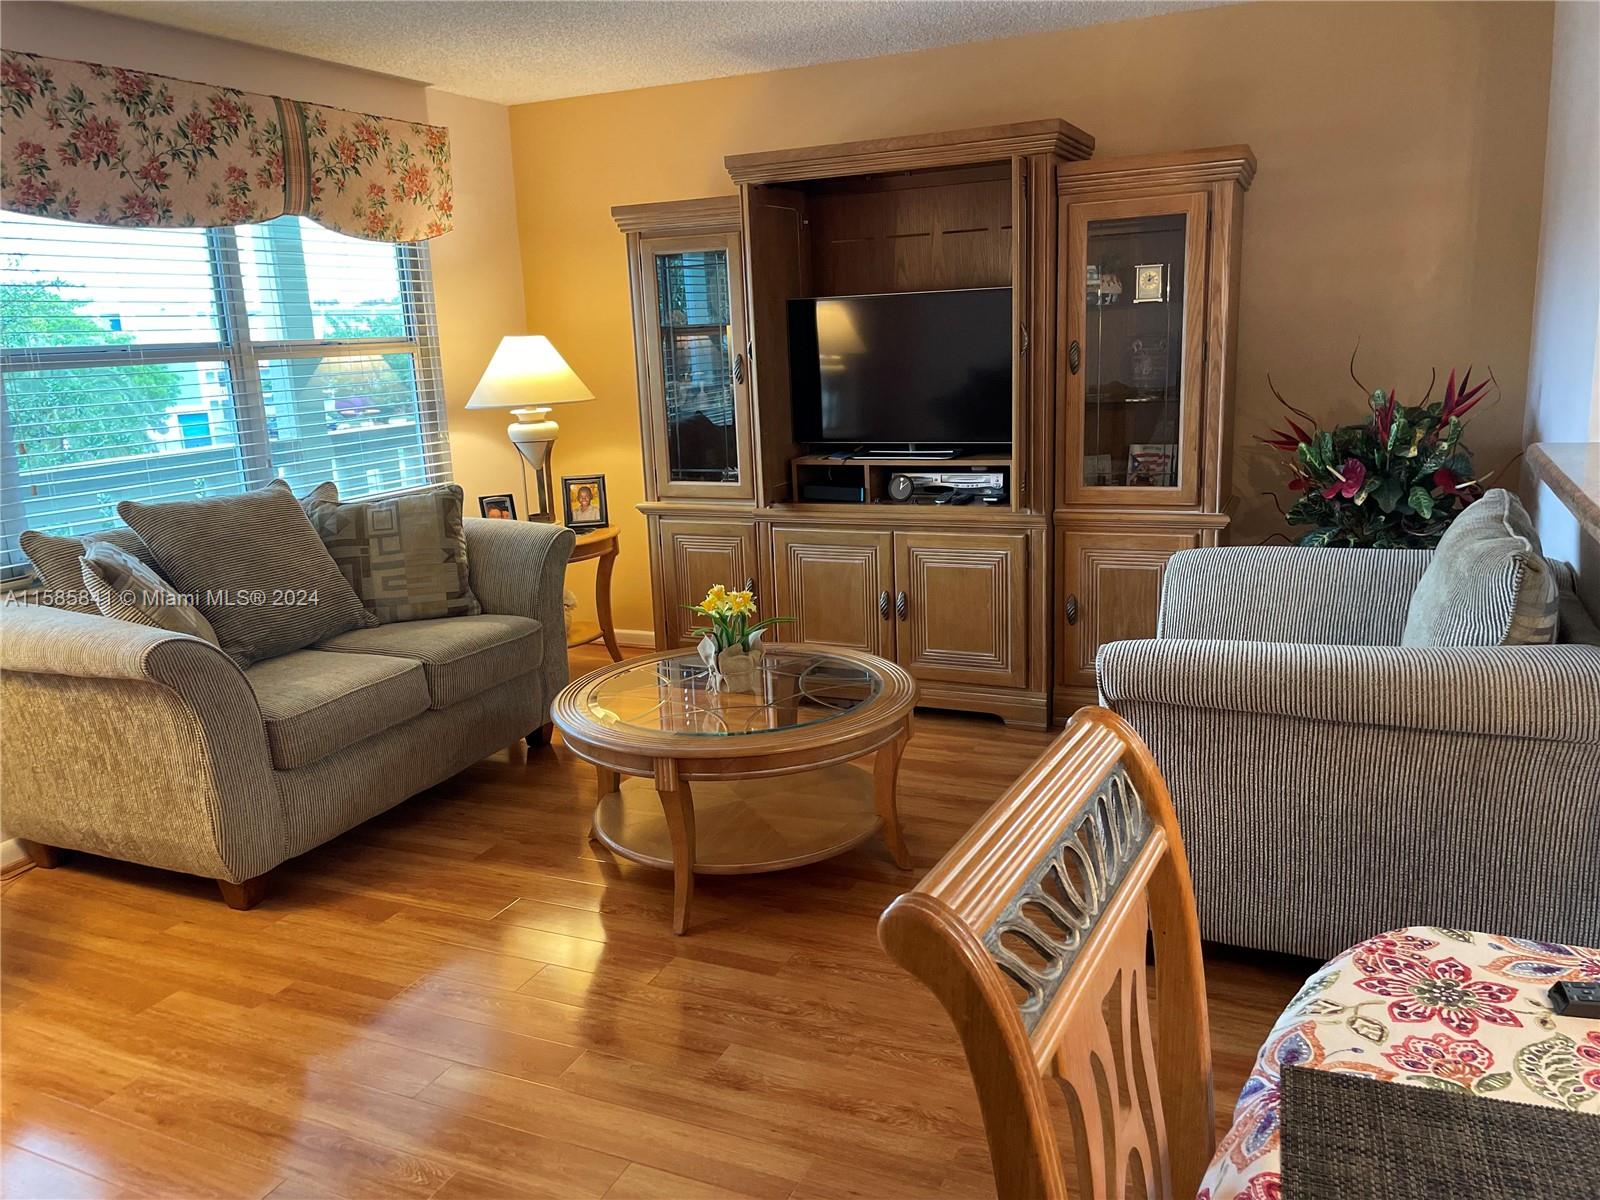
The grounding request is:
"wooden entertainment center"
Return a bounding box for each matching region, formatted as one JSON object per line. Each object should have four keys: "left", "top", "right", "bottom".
{"left": 613, "top": 121, "right": 1254, "bottom": 727}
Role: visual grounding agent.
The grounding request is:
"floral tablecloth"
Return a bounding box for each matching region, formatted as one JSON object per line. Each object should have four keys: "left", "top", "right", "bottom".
{"left": 1199, "top": 926, "right": 1600, "bottom": 1200}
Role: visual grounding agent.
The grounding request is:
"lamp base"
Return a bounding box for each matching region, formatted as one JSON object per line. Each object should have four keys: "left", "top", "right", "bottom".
{"left": 509, "top": 408, "right": 558, "bottom": 522}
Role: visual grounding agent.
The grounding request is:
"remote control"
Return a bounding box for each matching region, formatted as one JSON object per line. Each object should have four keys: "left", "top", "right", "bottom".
{"left": 1550, "top": 981, "right": 1600, "bottom": 1018}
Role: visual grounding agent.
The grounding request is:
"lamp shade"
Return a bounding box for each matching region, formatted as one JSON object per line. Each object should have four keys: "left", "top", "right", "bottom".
{"left": 465, "top": 335, "right": 594, "bottom": 410}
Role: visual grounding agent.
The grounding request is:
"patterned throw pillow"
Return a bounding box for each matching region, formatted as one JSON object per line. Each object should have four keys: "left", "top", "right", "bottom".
{"left": 1402, "top": 489, "right": 1559, "bottom": 647}
{"left": 79, "top": 541, "right": 220, "bottom": 646}
{"left": 307, "top": 484, "right": 481, "bottom": 624}
{"left": 118, "top": 479, "right": 373, "bottom": 665}
{"left": 19, "top": 482, "right": 337, "bottom": 612}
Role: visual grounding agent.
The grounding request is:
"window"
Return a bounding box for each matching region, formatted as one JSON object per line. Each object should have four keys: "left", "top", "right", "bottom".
{"left": 0, "top": 212, "right": 449, "bottom": 581}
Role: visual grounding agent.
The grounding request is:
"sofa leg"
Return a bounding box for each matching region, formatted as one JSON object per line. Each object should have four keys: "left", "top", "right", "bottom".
{"left": 527, "top": 721, "right": 555, "bottom": 748}
{"left": 18, "top": 840, "right": 67, "bottom": 869}
{"left": 217, "top": 873, "right": 271, "bottom": 910}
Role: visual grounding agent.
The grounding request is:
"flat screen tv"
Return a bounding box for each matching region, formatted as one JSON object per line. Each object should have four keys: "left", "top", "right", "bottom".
{"left": 788, "top": 287, "right": 1012, "bottom": 447}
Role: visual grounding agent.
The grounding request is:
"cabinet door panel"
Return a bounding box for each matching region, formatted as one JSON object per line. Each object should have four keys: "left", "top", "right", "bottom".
{"left": 1058, "top": 529, "right": 1198, "bottom": 688}
{"left": 1061, "top": 192, "right": 1208, "bottom": 507}
{"left": 639, "top": 233, "right": 753, "bottom": 500}
{"left": 770, "top": 527, "right": 893, "bottom": 655}
{"left": 893, "top": 531, "right": 1028, "bottom": 689}
{"left": 658, "top": 519, "right": 759, "bottom": 647}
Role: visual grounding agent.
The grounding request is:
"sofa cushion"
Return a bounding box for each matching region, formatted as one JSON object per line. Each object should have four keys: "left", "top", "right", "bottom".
{"left": 1402, "top": 489, "right": 1559, "bottom": 647}
{"left": 20, "top": 526, "right": 159, "bottom": 613}
{"left": 314, "top": 613, "right": 542, "bottom": 709}
{"left": 307, "top": 484, "right": 481, "bottom": 625}
{"left": 245, "top": 649, "right": 430, "bottom": 769}
{"left": 119, "top": 479, "right": 373, "bottom": 667}
{"left": 80, "top": 542, "right": 219, "bottom": 646}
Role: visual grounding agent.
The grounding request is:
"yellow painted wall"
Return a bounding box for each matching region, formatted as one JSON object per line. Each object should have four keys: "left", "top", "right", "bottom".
{"left": 503, "top": 0, "right": 1553, "bottom": 637}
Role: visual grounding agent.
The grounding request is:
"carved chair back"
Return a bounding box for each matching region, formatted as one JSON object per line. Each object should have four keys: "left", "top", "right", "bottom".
{"left": 879, "top": 707, "right": 1214, "bottom": 1199}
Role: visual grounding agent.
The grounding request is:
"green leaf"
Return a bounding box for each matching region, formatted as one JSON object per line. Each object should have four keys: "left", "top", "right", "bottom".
{"left": 1408, "top": 486, "right": 1435, "bottom": 520}
{"left": 1373, "top": 477, "right": 1405, "bottom": 514}
{"left": 1408, "top": 1076, "right": 1471, "bottom": 1093}
{"left": 1299, "top": 528, "right": 1337, "bottom": 548}
{"left": 1514, "top": 1036, "right": 1590, "bottom": 1110}
{"left": 1476, "top": 1072, "right": 1513, "bottom": 1093}
{"left": 1387, "top": 415, "right": 1411, "bottom": 453}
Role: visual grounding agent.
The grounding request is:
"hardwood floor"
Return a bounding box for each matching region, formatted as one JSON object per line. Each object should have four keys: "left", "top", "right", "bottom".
{"left": 0, "top": 645, "right": 1311, "bottom": 1199}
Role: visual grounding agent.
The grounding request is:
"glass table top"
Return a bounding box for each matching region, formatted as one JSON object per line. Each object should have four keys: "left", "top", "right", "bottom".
{"left": 578, "top": 647, "right": 884, "bottom": 738}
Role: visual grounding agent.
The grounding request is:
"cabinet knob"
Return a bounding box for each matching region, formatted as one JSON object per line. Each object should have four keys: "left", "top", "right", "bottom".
{"left": 878, "top": 590, "right": 891, "bottom": 620}
{"left": 1064, "top": 593, "right": 1079, "bottom": 626}
{"left": 895, "top": 591, "right": 908, "bottom": 622}
{"left": 732, "top": 352, "right": 746, "bottom": 385}
{"left": 1067, "top": 340, "right": 1081, "bottom": 375}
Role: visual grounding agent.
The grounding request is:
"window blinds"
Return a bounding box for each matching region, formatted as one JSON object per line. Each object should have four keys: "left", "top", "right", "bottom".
{"left": 0, "top": 211, "right": 450, "bottom": 581}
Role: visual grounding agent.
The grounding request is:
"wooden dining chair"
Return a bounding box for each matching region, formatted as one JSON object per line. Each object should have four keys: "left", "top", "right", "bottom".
{"left": 879, "top": 707, "right": 1214, "bottom": 1200}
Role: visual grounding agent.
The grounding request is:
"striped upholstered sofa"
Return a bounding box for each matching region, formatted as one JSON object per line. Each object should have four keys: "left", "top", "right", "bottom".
{"left": 1097, "top": 545, "right": 1600, "bottom": 959}
{"left": 0, "top": 517, "right": 574, "bottom": 909}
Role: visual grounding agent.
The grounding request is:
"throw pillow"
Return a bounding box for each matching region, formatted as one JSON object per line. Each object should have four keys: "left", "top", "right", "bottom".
{"left": 19, "top": 526, "right": 158, "bottom": 613}
{"left": 118, "top": 479, "right": 373, "bottom": 665}
{"left": 18, "top": 481, "right": 337, "bottom": 613}
{"left": 307, "top": 484, "right": 481, "bottom": 624}
{"left": 1402, "top": 489, "right": 1559, "bottom": 647}
{"left": 79, "top": 542, "right": 219, "bottom": 646}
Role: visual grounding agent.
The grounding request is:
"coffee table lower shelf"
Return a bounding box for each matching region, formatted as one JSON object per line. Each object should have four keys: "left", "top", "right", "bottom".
{"left": 592, "top": 764, "right": 882, "bottom": 876}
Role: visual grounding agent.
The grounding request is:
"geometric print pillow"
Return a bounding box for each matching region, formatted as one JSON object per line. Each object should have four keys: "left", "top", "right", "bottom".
{"left": 79, "top": 540, "right": 220, "bottom": 646}
{"left": 306, "top": 483, "right": 480, "bottom": 624}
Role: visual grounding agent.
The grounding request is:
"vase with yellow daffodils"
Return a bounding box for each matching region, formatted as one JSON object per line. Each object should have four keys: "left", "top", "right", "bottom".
{"left": 683, "top": 584, "right": 791, "bottom": 694}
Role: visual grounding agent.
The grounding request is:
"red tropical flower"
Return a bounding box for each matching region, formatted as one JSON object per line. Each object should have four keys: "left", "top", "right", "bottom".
{"left": 112, "top": 69, "right": 150, "bottom": 103}
{"left": 1382, "top": 1033, "right": 1493, "bottom": 1087}
{"left": 1355, "top": 956, "right": 1520, "bottom": 1036}
{"left": 12, "top": 175, "right": 57, "bottom": 208}
{"left": 366, "top": 181, "right": 386, "bottom": 201}
{"left": 70, "top": 115, "right": 120, "bottom": 162}
{"left": 1352, "top": 930, "right": 1439, "bottom": 973}
{"left": 424, "top": 126, "right": 447, "bottom": 153}
{"left": 437, "top": 188, "right": 453, "bottom": 218}
{"left": 1320, "top": 457, "right": 1366, "bottom": 500}
{"left": 224, "top": 195, "right": 254, "bottom": 222}
{"left": 364, "top": 207, "right": 390, "bottom": 235}
{"left": 334, "top": 134, "right": 360, "bottom": 166}
{"left": 398, "top": 162, "right": 430, "bottom": 201}
{"left": 1440, "top": 367, "right": 1491, "bottom": 420}
{"left": 1579, "top": 1032, "right": 1600, "bottom": 1093}
{"left": 12, "top": 138, "right": 45, "bottom": 165}
{"left": 183, "top": 111, "right": 215, "bottom": 147}
{"left": 354, "top": 120, "right": 382, "bottom": 149}
{"left": 2, "top": 57, "right": 36, "bottom": 97}
{"left": 136, "top": 157, "right": 169, "bottom": 186}
{"left": 118, "top": 193, "right": 160, "bottom": 223}
{"left": 208, "top": 94, "right": 244, "bottom": 127}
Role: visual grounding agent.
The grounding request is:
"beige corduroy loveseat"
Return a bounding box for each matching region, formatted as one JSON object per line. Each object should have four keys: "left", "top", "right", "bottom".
{"left": 0, "top": 517, "right": 574, "bottom": 908}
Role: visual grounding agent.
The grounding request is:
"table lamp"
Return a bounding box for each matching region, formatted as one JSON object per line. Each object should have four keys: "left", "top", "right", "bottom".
{"left": 465, "top": 336, "right": 594, "bottom": 522}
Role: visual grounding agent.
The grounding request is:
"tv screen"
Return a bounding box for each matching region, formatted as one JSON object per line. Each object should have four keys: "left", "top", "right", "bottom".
{"left": 789, "top": 288, "right": 1012, "bottom": 446}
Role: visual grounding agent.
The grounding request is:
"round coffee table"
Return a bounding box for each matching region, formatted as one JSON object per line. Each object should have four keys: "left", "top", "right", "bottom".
{"left": 551, "top": 645, "right": 917, "bottom": 934}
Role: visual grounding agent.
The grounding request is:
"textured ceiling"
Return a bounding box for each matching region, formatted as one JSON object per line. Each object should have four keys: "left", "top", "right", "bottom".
{"left": 74, "top": 1, "right": 1221, "bottom": 105}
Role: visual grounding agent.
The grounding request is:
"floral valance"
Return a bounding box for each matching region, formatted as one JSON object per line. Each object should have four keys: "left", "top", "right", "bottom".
{"left": 0, "top": 50, "right": 452, "bottom": 242}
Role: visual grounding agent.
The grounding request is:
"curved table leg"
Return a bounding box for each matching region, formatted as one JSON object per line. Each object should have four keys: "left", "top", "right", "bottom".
{"left": 595, "top": 544, "right": 622, "bottom": 662}
{"left": 656, "top": 778, "right": 697, "bottom": 934}
{"left": 875, "top": 729, "right": 912, "bottom": 870}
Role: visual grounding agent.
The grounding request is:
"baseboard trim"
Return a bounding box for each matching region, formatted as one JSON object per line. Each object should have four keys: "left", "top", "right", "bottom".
{"left": 1, "top": 837, "right": 33, "bottom": 878}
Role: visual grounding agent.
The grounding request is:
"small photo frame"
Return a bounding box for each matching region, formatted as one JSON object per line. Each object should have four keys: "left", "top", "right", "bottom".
{"left": 478, "top": 493, "right": 517, "bottom": 520}
{"left": 1134, "top": 263, "right": 1166, "bottom": 304}
{"left": 562, "top": 474, "right": 608, "bottom": 528}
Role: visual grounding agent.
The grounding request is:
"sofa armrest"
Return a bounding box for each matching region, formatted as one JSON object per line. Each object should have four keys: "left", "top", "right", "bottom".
{"left": 464, "top": 518, "right": 577, "bottom": 711}
{"left": 0, "top": 605, "right": 284, "bottom": 881}
{"left": 1097, "top": 637, "right": 1600, "bottom": 744}
{"left": 1158, "top": 546, "right": 1435, "bottom": 645}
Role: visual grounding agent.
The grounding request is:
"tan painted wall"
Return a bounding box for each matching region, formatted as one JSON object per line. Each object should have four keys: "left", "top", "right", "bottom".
{"left": 504, "top": 0, "right": 1554, "bottom": 635}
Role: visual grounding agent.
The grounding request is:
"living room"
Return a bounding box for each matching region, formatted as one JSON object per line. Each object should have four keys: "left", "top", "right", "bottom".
{"left": 0, "top": 1, "right": 1596, "bottom": 1197}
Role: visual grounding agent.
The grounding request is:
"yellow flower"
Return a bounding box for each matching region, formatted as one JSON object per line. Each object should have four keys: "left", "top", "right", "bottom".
{"left": 698, "top": 584, "right": 728, "bottom": 614}
{"left": 727, "top": 590, "right": 755, "bottom": 616}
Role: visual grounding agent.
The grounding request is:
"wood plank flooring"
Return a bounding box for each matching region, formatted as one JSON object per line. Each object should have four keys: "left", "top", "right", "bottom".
{"left": 0, "top": 645, "right": 1311, "bottom": 1199}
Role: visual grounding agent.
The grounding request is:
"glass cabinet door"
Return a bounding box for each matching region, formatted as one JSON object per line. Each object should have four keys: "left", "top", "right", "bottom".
{"left": 1063, "top": 193, "right": 1207, "bottom": 505}
{"left": 640, "top": 232, "right": 751, "bottom": 499}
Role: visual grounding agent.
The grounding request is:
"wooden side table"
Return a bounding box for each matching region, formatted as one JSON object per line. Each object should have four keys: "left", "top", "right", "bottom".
{"left": 567, "top": 524, "right": 621, "bottom": 662}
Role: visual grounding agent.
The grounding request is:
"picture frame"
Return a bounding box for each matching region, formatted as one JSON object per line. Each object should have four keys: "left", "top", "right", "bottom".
{"left": 1133, "top": 263, "right": 1166, "bottom": 304}
{"left": 478, "top": 493, "right": 517, "bottom": 520}
{"left": 561, "top": 474, "right": 608, "bottom": 528}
